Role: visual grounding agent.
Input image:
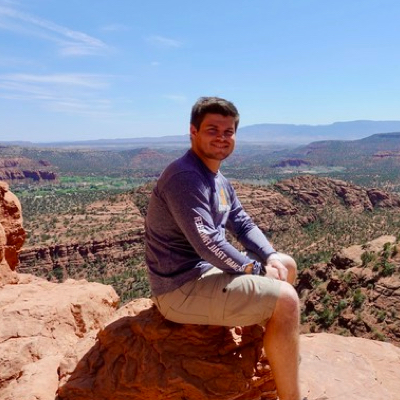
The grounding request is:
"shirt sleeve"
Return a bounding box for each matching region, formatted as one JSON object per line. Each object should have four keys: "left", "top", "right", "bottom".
{"left": 161, "top": 171, "right": 254, "bottom": 274}
{"left": 226, "top": 185, "right": 276, "bottom": 262}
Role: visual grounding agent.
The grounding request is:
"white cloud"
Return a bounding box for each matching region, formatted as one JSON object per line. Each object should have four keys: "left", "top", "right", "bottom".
{"left": 0, "top": 4, "right": 109, "bottom": 56}
{"left": 147, "top": 35, "right": 182, "bottom": 48}
{"left": 45, "top": 97, "right": 113, "bottom": 115}
{"left": 0, "top": 73, "right": 110, "bottom": 88}
{"left": 0, "top": 73, "right": 118, "bottom": 117}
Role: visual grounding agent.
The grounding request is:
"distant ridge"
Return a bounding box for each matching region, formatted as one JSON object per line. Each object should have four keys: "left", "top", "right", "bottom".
{"left": 2, "top": 120, "right": 400, "bottom": 148}
{"left": 0, "top": 135, "right": 191, "bottom": 149}
{"left": 237, "top": 120, "right": 400, "bottom": 144}
{"left": 279, "top": 131, "right": 400, "bottom": 169}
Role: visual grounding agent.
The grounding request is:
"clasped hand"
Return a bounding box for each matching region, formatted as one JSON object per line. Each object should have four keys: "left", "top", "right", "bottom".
{"left": 264, "top": 259, "right": 288, "bottom": 281}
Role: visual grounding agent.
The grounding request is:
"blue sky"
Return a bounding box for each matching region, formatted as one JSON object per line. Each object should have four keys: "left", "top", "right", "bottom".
{"left": 0, "top": 0, "right": 399, "bottom": 142}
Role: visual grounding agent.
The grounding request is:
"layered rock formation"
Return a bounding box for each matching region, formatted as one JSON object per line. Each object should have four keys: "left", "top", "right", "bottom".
{"left": 274, "top": 175, "right": 400, "bottom": 210}
{"left": 0, "top": 182, "right": 120, "bottom": 399}
{"left": 230, "top": 175, "right": 400, "bottom": 242}
{"left": 58, "top": 299, "right": 277, "bottom": 400}
{"left": 17, "top": 176, "right": 400, "bottom": 280}
{"left": 17, "top": 190, "right": 146, "bottom": 276}
{"left": 299, "top": 234, "right": 400, "bottom": 345}
{"left": 18, "top": 236, "right": 144, "bottom": 277}
{"left": 0, "top": 157, "right": 57, "bottom": 182}
{"left": 0, "top": 182, "right": 25, "bottom": 285}
{"left": 20, "top": 175, "right": 400, "bottom": 280}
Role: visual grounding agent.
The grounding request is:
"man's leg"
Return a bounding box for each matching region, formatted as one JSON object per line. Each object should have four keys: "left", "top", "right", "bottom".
{"left": 264, "top": 281, "right": 300, "bottom": 400}
{"left": 153, "top": 265, "right": 301, "bottom": 399}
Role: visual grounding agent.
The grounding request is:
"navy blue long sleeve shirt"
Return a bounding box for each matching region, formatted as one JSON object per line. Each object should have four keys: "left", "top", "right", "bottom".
{"left": 145, "top": 150, "right": 276, "bottom": 296}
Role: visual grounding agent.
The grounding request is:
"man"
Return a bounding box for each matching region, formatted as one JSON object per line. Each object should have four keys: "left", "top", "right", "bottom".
{"left": 145, "top": 97, "right": 301, "bottom": 400}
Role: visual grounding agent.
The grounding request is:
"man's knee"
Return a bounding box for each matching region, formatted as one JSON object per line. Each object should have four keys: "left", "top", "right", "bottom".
{"left": 273, "top": 282, "right": 300, "bottom": 323}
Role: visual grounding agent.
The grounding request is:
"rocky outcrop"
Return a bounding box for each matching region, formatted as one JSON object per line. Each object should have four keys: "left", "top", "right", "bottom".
{"left": 373, "top": 151, "right": 400, "bottom": 159}
{"left": 331, "top": 235, "right": 397, "bottom": 269}
{"left": 18, "top": 236, "right": 144, "bottom": 278}
{"left": 0, "top": 169, "right": 57, "bottom": 181}
{"left": 300, "top": 333, "right": 400, "bottom": 400}
{"left": 232, "top": 176, "right": 400, "bottom": 236}
{"left": 2, "top": 282, "right": 400, "bottom": 400}
{"left": 299, "top": 235, "right": 400, "bottom": 345}
{"left": 0, "top": 157, "right": 57, "bottom": 182}
{"left": 0, "top": 276, "right": 119, "bottom": 400}
{"left": 238, "top": 175, "right": 400, "bottom": 220}
{"left": 274, "top": 175, "right": 400, "bottom": 211}
{"left": 272, "top": 159, "right": 310, "bottom": 168}
{"left": 0, "top": 182, "right": 25, "bottom": 285}
{"left": 0, "top": 181, "right": 119, "bottom": 399}
{"left": 367, "top": 188, "right": 400, "bottom": 207}
{"left": 58, "top": 299, "right": 277, "bottom": 400}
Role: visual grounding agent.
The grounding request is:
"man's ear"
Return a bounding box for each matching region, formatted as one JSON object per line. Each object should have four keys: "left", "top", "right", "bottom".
{"left": 190, "top": 124, "right": 197, "bottom": 137}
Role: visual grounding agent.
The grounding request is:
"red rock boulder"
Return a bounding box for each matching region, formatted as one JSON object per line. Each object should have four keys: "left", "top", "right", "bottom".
{"left": 0, "top": 181, "right": 26, "bottom": 286}
{"left": 58, "top": 298, "right": 278, "bottom": 400}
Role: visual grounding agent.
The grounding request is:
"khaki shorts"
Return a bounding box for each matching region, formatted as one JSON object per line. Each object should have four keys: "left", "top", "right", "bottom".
{"left": 152, "top": 267, "right": 281, "bottom": 327}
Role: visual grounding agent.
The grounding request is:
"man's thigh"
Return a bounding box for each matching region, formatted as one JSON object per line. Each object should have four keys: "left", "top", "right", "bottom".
{"left": 153, "top": 268, "right": 281, "bottom": 326}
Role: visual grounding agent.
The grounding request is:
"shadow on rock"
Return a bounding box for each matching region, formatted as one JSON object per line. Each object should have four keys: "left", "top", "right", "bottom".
{"left": 58, "top": 298, "right": 277, "bottom": 400}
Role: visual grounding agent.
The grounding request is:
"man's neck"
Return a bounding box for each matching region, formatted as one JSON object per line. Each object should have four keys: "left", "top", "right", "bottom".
{"left": 190, "top": 148, "right": 220, "bottom": 173}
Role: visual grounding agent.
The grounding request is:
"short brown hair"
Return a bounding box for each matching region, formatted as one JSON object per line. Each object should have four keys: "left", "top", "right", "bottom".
{"left": 190, "top": 97, "right": 240, "bottom": 130}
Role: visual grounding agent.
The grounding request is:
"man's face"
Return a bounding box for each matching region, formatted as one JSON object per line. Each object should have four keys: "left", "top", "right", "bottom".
{"left": 190, "top": 113, "right": 236, "bottom": 172}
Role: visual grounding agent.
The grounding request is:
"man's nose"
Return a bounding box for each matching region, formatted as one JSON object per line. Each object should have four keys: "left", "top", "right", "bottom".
{"left": 215, "top": 131, "right": 227, "bottom": 139}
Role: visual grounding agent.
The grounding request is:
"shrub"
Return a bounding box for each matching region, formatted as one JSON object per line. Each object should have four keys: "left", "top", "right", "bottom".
{"left": 382, "top": 242, "right": 392, "bottom": 260}
{"left": 335, "top": 299, "right": 348, "bottom": 314}
{"left": 318, "top": 306, "right": 335, "bottom": 328}
{"left": 376, "top": 309, "right": 387, "bottom": 322}
{"left": 372, "top": 328, "right": 386, "bottom": 342}
{"left": 53, "top": 267, "right": 64, "bottom": 282}
{"left": 353, "top": 288, "right": 366, "bottom": 308}
{"left": 361, "top": 251, "right": 376, "bottom": 266}
{"left": 381, "top": 261, "right": 396, "bottom": 277}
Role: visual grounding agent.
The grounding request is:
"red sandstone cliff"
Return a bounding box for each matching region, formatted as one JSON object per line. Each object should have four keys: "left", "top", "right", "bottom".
{"left": 0, "top": 182, "right": 26, "bottom": 285}
{"left": 0, "top": 157, "right": 57, "bottom": 183}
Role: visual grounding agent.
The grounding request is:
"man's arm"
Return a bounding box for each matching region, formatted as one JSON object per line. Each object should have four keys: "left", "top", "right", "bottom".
{"left": 226, "top": 186, "right": 289, "bottom": 281}
{"left": 226, "top": 189, "right": 276, "bottom": 259}
{"left": 162, "top": 171, "right": 261, "bottom": 275}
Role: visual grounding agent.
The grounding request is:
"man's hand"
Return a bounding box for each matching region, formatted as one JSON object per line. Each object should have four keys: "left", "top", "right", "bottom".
{"left": 265, "top": 256, "right": 288, "bottom": 281}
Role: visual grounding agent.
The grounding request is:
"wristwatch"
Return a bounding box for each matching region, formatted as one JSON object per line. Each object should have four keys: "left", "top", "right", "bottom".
{"left": 244, "top": 260, "right": 263, "bottom": 275}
